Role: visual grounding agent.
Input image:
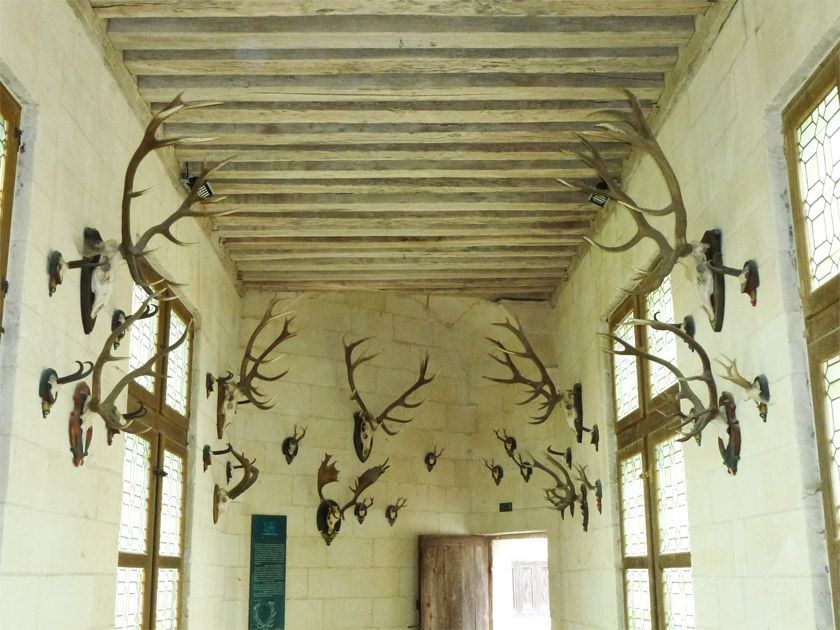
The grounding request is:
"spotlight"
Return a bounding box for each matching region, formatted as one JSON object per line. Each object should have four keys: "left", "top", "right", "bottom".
{"left": 183, "top": 176, "right": 214, "bottom": 199}
{"left": 588, "top": 180, "right": 609, "bottom": 207}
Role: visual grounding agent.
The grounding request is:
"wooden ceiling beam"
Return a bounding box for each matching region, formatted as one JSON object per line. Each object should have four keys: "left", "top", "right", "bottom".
{"left": 205, "top": 202, "right": 593, "bottom": 214}
{"left": 214, "top": 222, "right": 590, "bottom": 238}
{"left": 126, "top": 54, "right": 678, "bottom": 76}
{"left": 220, "top": 235, "right": 587, "bottom": 247}
{"left": 240, "top": 269, "right": 567, "bottom": 281}
{"left": 199, "top": 166, "right": 617, "bottom": 181}
{"left": 209, "top": 179, "right": 594, "bottom": 194}
{"left": 93, "top": 0, "right": 710, "bottom": 19}
{"left": 235, "top": 257, "right": 573, "bottom": 272}
{"left": 229, "top": 247, "right": 576, "bottom": 261}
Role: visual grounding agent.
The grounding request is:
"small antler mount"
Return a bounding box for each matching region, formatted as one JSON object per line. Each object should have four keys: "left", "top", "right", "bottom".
{"left": 204, "top": 444, "right": 260, "bottom": 524}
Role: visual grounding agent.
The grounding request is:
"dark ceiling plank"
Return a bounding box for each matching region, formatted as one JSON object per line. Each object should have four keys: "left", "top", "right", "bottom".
{"left": 220, "top": 234, "right": 587, "bottom": 246}
{"left": 229, "top": 247, "right": 576, "bottom": 260}
{"left": 93, "top": 0, "right": 711, "bottom": 19}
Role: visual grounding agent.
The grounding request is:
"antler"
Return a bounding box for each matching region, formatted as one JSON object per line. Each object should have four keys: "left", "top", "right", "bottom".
{"left": 600, "top": 318, "right": 718, "bottom": 441}
{"left": 120, "top": 93, "right": 238, "bottom": 290}
{"left": 486, "top": 318, "right": 562, "bottom": 424}
{"left": 238, "top": 297, "right": 297, "bottom": 410}
{"left": 340, "top": 459, "right": 390, "bottom": 517}
{"left": 317, "top": 453, "right": 340, "bottom": 502}
{"left": 574, "top": 464, "right": 595, "bottom": 491}
{"left": 90, "top": 291, "right": 191, "bottom": 433}
{"left": 714, "top": 355, "right": 752, "bottom": 391}
{"left": 344, "top": 337, "right": 436, "bottom": 434}
{"left": 557, "top": 90, "right": 693, "bottom": 295}
{"left": 224, "top": 445, "right": 260, "bottom": 502}
{"left": 530, "top": 451, "right": 578, "bottom": 517}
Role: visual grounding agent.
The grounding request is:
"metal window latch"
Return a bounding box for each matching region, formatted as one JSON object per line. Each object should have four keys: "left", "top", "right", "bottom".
{"left": 13, "top": 127, "right": 23, "bottom": 152}
{"left": 152, "top": 467, "right": 169, "bottom": 478}
{"left": 1, "top": 278, "right": 8, "bottom": 293}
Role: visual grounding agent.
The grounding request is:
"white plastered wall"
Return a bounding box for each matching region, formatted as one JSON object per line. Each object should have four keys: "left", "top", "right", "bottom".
{"left": 0, "top": 2, "right": 245, "bottom": 628}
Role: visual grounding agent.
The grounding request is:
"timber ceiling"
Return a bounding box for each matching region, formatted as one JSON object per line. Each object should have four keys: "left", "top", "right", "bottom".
{"left": 90, "top": 0, "right": 714, "bottom": 300}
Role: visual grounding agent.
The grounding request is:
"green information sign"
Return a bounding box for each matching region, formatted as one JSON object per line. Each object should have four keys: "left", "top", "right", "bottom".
{"left": 249, "top": 514, "right": 287, "bottom": 630}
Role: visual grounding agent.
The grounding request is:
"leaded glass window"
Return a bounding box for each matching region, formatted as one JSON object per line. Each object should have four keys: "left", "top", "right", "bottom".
{"left": 129, "top": 285, "right": 159, "bottom": 393}
{"left": 656, "top": 437, "right": 691, "bottom": 554}
{"left": 614, "top": 311, "right": 640, "bottom": 418}
{"left": 115, "top": 567, "right": 145, "bottom": 630}
{"left": 0, "top": 82, "right": 21, "bottom": 344}
{"left": 625, "top": 569, "right": 652, "bottom": 630}
{"left": 621, "top": 454, "right": 647, "bottom": 557}
{"left": 646, "top": 277, "right": 678, "bottom": 396}
{"left": 159, "top": 450, "right": 184, "bottom": 557}
{"left": 795, "top": 86, "right": 840, "bottom": 289}
{"left": 662, "top": 568, "right": 695, "bottom": 630}
{"left": 824, "top": 354, "right": 840, "bottom": 535}
{"left": 118, "top": 434, "right": 151, "bottom": 554}
{"left": 165, "top": 311, "right": 190, "bottom": 414}
{"left": 156, "top": 568, "right": 180, "bottom": 630}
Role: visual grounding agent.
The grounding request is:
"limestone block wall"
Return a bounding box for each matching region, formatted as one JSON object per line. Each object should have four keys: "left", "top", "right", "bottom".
{"left": 0, "top": 2, "right": 245, "bottom": 629}
{"left": 494, "top": 2, "right": 840, "bottom": 629}
{"left": 212, "top": 292, "right": 509, "bottom": 630}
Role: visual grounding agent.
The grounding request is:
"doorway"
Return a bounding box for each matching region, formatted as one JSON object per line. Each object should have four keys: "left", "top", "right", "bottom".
{"left": 491, "top": 537, "right": 550, "bottom": 630}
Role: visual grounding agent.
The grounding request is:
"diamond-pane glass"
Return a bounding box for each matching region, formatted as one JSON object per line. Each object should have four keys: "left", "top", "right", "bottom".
{"left": 165, "top": 311, "right": 190, "bottom": 414}
{"left": 656, "top": 436, "right": 691, "bottom": 554}
{"left": 159, "top": 450, "right": 184, "bottom": 557}
{"left": 646, "top": 277, "right": 678, "bottom": 396}
{"left": 119, "top": 433, "right": 151, "bottom": 553}
{"left": 115, "top": 567, "right": 145, "bottom": 630}
{"left": 621, "top": 453, "right": 647, "bottom": 556}
{"left": 156, "top": 568, "right": 179, "bottom": 630}
{"left": 0, "top": 114, "right": 7, "bottom": 210}
{"left": 823, "top": 354, "right": 840, "bottom": 536}
{"left": 614, "top": 311, "right": 640, "bottom": 418}
{"left": 625, "top": 569, "right": 652, "bottom": 630}
{"left": 129, "top": 285, "right": 159, "bottom": 392}
{"left": 796, "top": 86, "right": 840, "bottom": 289}
{"left": 663, "top": 568, "right": 695, "bottom": 630}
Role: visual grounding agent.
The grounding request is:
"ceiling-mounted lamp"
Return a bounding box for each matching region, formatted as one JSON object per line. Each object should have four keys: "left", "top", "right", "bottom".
{"left": 588, "top": 180, "right": 609, "bottom": 207}
{"left": 180, "top": 165, "right": 214, "bottom": 198}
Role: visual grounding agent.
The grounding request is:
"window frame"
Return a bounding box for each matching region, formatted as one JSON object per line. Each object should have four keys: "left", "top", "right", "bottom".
{"left": 118, "top": 288, "right": 193, "bottom": 630}
{"left": 782, "top": 41, "right": 840, "bottom": 629}
{"left": 610, "top": 289, "right": 692, "bottom": 629}
{"left": 0, "top": 81, "right": 22, "bottom": 343}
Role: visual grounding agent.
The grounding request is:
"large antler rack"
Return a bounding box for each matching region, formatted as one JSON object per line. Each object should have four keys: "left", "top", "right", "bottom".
{"left": 120, "top": 93, "right": 238, "bottom": 291}
{"left": 557, "top": 90, "right": 693, "bottom": 296}
{"left": 344, "top": 337, "right": 436, "bottom": 462}
{"left": 600, "top": 317, "right": 719, "bottom": 442}
{"left": 212, "top": 297, "right": 297, "bottom": 439}
{"left": 89, "top": 291, "right": 190, "bottom": 434}
{"left": 486, "top": 317, "right": 565, "bottom": 424}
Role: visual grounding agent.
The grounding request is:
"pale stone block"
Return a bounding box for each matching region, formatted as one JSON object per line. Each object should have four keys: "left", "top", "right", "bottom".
{"left": 351, "top": 306, "right": 394, "bottom": 340}
{"left": 349, "top": 567, "right": 400, "bottom": 598}
{"left": 393, "top": 314, "right": 434, "bottom": 346}
{"left": 323, "top": 596, "right": 373, "bottom": 629}
{"left": 285, "top": 599, "right": 324, "bottom": 629}
{"left": 386, "top": 294, "right": 430, "bottom": 319}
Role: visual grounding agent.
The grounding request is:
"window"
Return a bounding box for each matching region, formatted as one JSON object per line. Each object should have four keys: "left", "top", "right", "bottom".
{"left": 0, "top": 81, "right": 21, "bottom": 343}
{"left": 611, "top": 278, "right": 695, "bottom": 630}
{"left": 116, "top": 285, "right": 193, "bottom": 630}
{"left": 783, "top": 42, "right": 840, "bottom": 628}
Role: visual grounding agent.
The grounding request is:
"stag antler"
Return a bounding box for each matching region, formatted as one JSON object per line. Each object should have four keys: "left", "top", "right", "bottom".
{"left": 120, "top": 93, "right": 237, "bottom": 290}
{"left": 557, "top": 90, "right": 693, "bottom": 295}
{"left": 513, "top": 452, "right": 533, "bottom": 482}
{"left": 90, "top": 291, "right": 190, "bottom": 433}
{"left": 344, "top": 337, "right": 436, "bottom": 461}
{"left": 494, "top": 428, "right": 518, "bottom": 457}
{"left": 238, "top": 298, "right": 297, "bottom": 409}
{"left": 715, "top": 355, "right": 770, "bottom": 421}
{"left": 486, "top": 318, "right": 563, "bottom": 424}
{"left": 601, "top": 318, "right": 718, "bottom": 442}
{"left": 530, "top": 451, "right": 578, "bottom": 518}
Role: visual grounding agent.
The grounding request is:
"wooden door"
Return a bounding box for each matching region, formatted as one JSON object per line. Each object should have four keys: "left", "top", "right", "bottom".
{"left": 419, "top": 535, "right": 491, "bottom": 630}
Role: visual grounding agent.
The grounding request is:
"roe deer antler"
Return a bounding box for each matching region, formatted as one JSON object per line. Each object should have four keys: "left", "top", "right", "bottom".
{"left": 120, "top": 94, "right": 237, "bottom": 290}
{"left": 386, "top": 497, "right": 408, "bottom": 526}
{"left": 557, "top": 90, "right": 693, "bottom": 296}
{"left": 529, "top": 450, "right": 578, "bottom": 518}
{"left": 715, "top": 355, "right": 770, "bottom": 421}
{"left": 486, "top": 318, "right": 564, "bottom": 424}
{"left": 344, "top": 337, "right": 436, "bottom": 461}
{"left": 90, "top": 291, "right": 190, "bottom": 434}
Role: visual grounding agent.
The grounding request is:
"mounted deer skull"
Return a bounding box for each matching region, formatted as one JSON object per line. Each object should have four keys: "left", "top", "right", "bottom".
{"left": 39, "top": 361, "right": 94, "bottom": 418}
{"left": 715, "top": 356, "right": 770, "bottom": 422}
{"left": 207, "top": 444, "right": 260, "bottom": 524}
{"left": 354, "top": 497, "right": 374, "bottom": 524}
{"left": 48, "top": 94, "right": 236, "bottom": 331}
{"left": 557, "top": 91, "right": 759, "bottom": 323}
{"left": 483, "top": 459, "right": 504, "bottom": 486}
{"left": 68, "top": 382, "right": 93, "bottom": 467}
{"left": 601, "top": 318, "right": 743, "bottom": 473}
{"left": 89, "top": 291, "right": 190, "bottom": 436}
{"left": 425, "top": 446, "right": 445, "bottom": 472}
{"left": 385, "top": 498, "right": 408, "bottom": 526}
{"left": 574, "top": 465, "right": 603, "bottom": 514}
{"left": 494, "top": 428, "right": 517, "bottom": 458}
{"left": 211, "top": 298, "right": 297, "bottom": 439}
{"left": 344, "top": 337, "right": 436, "bottom": 462}
{"left": 513, "top": 452, "right": 533, "bottom": 483}
{"left": 486, "top": 319, "right": 586, "bottom": 432}
{"left": 282, "top": 424, "right": 307, "bottom": 465}
{"left": 316, "top": 453, "right": 389, "bottom": 545}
